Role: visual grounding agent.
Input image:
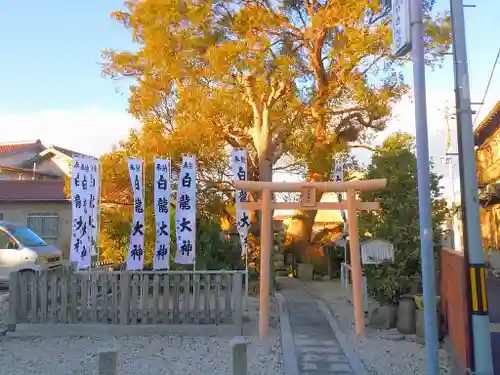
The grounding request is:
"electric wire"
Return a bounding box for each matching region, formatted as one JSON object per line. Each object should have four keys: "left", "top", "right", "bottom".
{"left": 473, "top": 46, "right": 500, "bottom": 127}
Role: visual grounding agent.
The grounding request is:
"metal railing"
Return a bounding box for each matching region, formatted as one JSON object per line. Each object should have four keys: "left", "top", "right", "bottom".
{"left": 27, "top": 212, "right": 59, "bottom": 243}
{"left": 340, "top": 262, "right": 368, "bottom": 314}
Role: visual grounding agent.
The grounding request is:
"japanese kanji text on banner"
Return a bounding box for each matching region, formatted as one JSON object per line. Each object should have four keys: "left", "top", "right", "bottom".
{"left": 127, "top": 159, "right": 145, "bottom": 270}
{"left": 154, "top": 158, "right": 172, "bottom": 270}
{"left": 230, "top": 148, "right": 250, "bottom": 255}
{"left": 70, "top": 156, "right": 97, "bottom": 270}
{"left": 87, "top": 158, "right": 99, "bottom": 256}
{"left": 175, "top": 155, "right": 196, "bottom": 265}
{"left": 333, "top": 158, "right": 347, "bottom": 224}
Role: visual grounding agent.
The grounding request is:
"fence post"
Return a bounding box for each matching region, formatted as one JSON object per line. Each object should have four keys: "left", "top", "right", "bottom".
{"left": 340, "top": 263, "right": 345, "bottom": 290}
{"left": 233, "top": 272, "right": 243, "bottom": 336}
{"left": 230, "top": 336, "right": 248, "bottom": 375}
{"left": 119, "top": 273, "right": 130, "bottom": 324}
{"left": 362, "top": 275, "right": 368, "bottom": 315}
{"left": 7, "top": 271, "right": 19, "bottom": 332}
{"left": 98, "top": 349, "right": 118, "bottom": 375}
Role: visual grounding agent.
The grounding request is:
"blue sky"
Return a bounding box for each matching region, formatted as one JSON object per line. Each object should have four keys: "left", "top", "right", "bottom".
{"left": 0, "top": 0, "right": 498, "bottom": 184}
{"left": 0, "top": 0, "right": 132, "bottom": 113}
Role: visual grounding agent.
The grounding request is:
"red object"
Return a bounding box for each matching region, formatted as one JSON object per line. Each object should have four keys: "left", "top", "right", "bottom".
{"left": 0, "top": 180, "right": 68, "bottom": 202}
{"left": 441, "top": 248, "right": 473, "bottom": 373}
{"left": 0, "top": 140, "right": 40, "bottom": 153}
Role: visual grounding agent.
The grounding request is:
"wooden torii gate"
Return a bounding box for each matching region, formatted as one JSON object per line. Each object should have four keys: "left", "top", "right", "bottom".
{"left": 234, "top": 179, "right": 387, "bottom": 338}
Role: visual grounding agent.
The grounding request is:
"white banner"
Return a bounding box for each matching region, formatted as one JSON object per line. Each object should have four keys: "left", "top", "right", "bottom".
{"left": 231, "top": 149, "right": 250, "bottom": 256}
{"left": 87, "top": 158, "right": 99, "bottom": 256}
{"left": 154, "top": 158, "right": 172, "bottom": 270}
{"left": 127, "top": 159, "right": 145, "bottom": 270}
{"left": 69, "top": 156, "right": 93, "bottom": 270}
{"left": 333, "top": 158, "right": 347, "bottom": 223}
{"left": 175, "top": 155, "right": 196, "bottom": 265}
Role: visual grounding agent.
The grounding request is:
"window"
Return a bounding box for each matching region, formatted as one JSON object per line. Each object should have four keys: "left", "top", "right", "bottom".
{"left": 0, "top": 213, "right": 3, "bottom": 221}
{"left": 6, "top": 225, "right": 46, "bottom": 247}
{"left": 26, "top": 212, "right": 58, "bottom": 243}
{"left": 0, "top": 230, "right": 14, "bottom": 249}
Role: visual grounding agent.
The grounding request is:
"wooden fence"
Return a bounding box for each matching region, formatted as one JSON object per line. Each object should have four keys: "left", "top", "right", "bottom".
{"left": 8, "top": 266, "right": 244, "bottom": 328}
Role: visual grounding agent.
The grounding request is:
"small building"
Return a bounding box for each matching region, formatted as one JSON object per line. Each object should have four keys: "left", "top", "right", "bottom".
{"left": 475, "top": 102, "right": 500, "bottom": 250}
{"left": 0, "top": 139, "right": 78, "bottom": 180}
{"left": 0, "top": 176, "right": 72, "bottom": 255}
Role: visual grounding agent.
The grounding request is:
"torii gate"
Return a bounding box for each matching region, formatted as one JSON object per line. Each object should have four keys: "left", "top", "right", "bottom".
{"left": 234, "top": 179, "right": 387, "bottom": 338}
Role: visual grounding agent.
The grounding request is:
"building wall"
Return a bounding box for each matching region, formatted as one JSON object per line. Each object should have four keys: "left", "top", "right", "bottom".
{"left": 0, "top": 202, "right": 71, "bottom": 257}
{"left": 33, "top": 154, "right": 72, "bottom": 177}
{"left": 0, "top": 169, "right": 59, "bottom": 181}
{"left": 476, "top": 127, "right": 500, "bottom": 186}
{"left": 481, "top": 204, "right": 500, "bottom": 250}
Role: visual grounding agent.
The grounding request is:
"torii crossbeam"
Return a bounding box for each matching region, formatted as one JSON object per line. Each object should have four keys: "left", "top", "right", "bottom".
{"left": 234, "top": 179, "right": 387, "bottom": 338}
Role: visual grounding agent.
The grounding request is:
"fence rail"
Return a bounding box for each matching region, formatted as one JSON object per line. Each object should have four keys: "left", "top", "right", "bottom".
{"left": 340, "top": 262, "right": 368, "bottom": 314}
{"left": 8, "top": 266, "right": 244, "bottom": 328}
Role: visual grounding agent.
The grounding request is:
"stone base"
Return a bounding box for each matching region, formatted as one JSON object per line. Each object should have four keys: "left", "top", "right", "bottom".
{"left": 297, "top": 263, "right": 314, "bottom": 281}
{"left": 367, "top": 305, "right": 398, "bottom": 330}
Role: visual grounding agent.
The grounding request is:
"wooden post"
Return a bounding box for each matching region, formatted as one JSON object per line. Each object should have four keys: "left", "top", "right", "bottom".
{"left": 347, "top": 188, "right": 364, "bottom": 336}
{"left": 8, "top": 271, "right": 18, "bottom": 332}
{"left": 259, "top": 188, "right": 272, "bottom": 339}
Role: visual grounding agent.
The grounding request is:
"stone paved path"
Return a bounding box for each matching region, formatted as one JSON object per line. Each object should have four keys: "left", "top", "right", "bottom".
{"left": 279, "top": 278, "right": 361, "bottom": 375}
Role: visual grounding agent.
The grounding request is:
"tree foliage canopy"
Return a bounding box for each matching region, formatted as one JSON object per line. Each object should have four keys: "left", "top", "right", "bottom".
{"left": 103, "top": 0, "right": 451, "bottom": 180}
{"left": 359, "top": 132, "right": 448, "bottom": 304}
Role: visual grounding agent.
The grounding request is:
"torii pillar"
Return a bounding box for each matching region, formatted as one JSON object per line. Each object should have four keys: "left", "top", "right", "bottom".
{"left": 235, "top": 179, "right": 387, "bottom": 338}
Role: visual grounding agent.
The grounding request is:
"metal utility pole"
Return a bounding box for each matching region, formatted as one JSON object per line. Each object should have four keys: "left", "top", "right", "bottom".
{"left": 409, "top": 0, "right": 439, "bottom": 374}
{"left": 450, "top": 0, "right": 494, "bottom": 373}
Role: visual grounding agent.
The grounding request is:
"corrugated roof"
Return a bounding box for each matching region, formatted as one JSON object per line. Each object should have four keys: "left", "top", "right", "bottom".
{"left": 0, "top": 180, "right": 69, "bottom": 202}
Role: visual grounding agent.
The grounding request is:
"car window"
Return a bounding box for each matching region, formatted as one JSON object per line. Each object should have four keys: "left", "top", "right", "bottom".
{"left": 4, "top": 225, "right": 46, "bottom": 247}
{"left": 0, "top": 230, "right": 15, "bottom": 249}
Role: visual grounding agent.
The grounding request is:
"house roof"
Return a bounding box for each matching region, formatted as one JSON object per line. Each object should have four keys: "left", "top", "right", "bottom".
{"left": 0, "top": 180, "right": 69, "bottom": 202}
{"left": 0, "top": 140, "right": 43, "bottom": 154}
{"left": 474, "top": 101, "right": 500, "bottom": 147}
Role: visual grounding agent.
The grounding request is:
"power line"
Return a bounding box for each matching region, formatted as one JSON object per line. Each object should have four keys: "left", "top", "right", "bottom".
{"left": 473, "top": 46, "right": 500, "bottom": 127}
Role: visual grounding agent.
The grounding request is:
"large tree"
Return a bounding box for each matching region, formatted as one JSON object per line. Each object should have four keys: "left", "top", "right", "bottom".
{"left": 359, "top": 132, "right": 448, "bottom": 304}
{"left": 102, "top": 0, "right": 451, "bottom": 251}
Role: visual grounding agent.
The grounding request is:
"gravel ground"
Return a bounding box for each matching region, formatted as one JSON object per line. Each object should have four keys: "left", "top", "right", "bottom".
{"left": 303, "top": 280, "right": 451, "bottom": 375}
{"left": 0, "top": 293, "right": 284, "bottom": 375}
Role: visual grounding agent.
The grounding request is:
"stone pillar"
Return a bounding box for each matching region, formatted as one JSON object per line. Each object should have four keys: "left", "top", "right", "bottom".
{"left": 98, "top": 349, "right": 118, "bottom": 375}
{"left": 230, "top": 337, "right": 248, "bottom": 375}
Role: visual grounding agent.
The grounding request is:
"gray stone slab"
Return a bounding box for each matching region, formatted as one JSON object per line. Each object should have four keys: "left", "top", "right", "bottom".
{"left": 278, "top": 278, "right": 369, "bottom": 375}
{"left": 287, "top": 300, "right": 354, "bottom": 375}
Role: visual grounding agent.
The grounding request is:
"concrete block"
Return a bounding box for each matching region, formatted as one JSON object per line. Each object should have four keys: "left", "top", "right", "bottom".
{"left": 98, "top": 348, "right": 118, "bottom": 375}
{"left": 230, "top": 336, "right": 248, "bottom": 375}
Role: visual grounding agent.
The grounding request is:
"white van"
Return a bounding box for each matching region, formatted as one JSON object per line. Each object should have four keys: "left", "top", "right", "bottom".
{"left": 0, "top": 221, "right": 63, "bottom": 285}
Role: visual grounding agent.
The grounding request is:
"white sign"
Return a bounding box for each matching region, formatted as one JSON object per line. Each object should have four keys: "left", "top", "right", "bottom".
{"left": 230, "top": 149, "right": 250, "bottom": 256}
{"left": 391, "top": 0, "right": 411, "bottom": 56}
{"left": 127, "top": 159, "right": 145, "bottom": 270}
{"left": 175, "top": 155, "right": 197, "bottom": 265}
{"left": 87, "top": 158, "right": 99, "bottom": 257}
{"left": 69, "top": 156, "right": 96, "bottom": 270}
{"left": 154, "top": 158, "right": 172, "bottom": 270}
{"left": 361, "top": 239, "right": 395, "bottom": 264}
{"left": 333, "top": 158, "right": 347, "bottom": 228}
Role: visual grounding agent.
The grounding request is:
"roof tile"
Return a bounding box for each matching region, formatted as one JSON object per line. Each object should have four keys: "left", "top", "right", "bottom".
{"left": 0, "top": 180, "right": 68, "bottom": 202}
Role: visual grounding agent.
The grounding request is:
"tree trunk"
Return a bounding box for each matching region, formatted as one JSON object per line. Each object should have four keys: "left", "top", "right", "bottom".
{"left": 285, "top": 173, "right": 325, "bottom": 264}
